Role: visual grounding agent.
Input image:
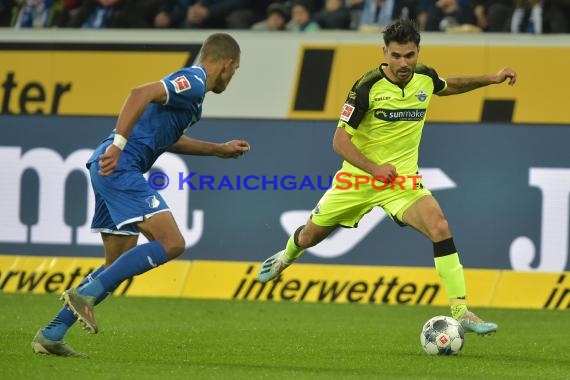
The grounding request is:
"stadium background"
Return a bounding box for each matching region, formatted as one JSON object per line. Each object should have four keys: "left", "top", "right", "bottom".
{"left": 0, "top": 30, "right": 569, "bottom": 310}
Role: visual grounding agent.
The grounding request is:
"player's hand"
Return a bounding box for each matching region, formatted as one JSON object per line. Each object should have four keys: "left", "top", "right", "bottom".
{"left": 372, "top": 163, "right": 398, "bottom": 184}
{"left": 217, "top": 140, "right": 251, "bottom": 159}
{"left": 495, "top": 67, "right": 517, "bottom": 86}
{"left": 98, "top": 144, "right": 122, "bottom": 176}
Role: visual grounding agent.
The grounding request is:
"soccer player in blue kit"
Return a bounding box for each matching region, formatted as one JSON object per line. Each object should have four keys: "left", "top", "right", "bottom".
{"left": 32, "top": 33, "right": 249, "bottom": 357}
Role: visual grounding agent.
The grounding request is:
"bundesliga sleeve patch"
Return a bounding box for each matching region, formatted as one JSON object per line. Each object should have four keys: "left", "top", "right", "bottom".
{"left": 340, "top": 103, "right": 355, "bottom": 122}
{"left": 170, "top": 75, "right": 191, "bottom": 93}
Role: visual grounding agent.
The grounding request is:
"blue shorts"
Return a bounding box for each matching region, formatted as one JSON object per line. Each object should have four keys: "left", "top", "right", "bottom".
{"left": 88, "top": 161, "right": 170, "bottom": 235}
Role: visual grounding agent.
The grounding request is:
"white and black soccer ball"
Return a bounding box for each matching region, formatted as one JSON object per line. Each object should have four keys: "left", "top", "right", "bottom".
{"left": 420, "top": 315, "right": 465, "bottom": 355}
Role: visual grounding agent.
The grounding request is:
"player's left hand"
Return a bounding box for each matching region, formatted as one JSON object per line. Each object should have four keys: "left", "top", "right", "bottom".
{"left": 495, "top": 67, "right": 517, "bottom": 86}
{"left": 217, "top": 140, "right": 251, "bottom": 159}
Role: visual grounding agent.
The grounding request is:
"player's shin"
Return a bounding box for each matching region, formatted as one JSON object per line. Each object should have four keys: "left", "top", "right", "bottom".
{"left": 283, "top": 226, "right": 305, "bottom": 262}
{"left": 432, "top": 238, "right": 467, "bottom": 319}
{"left": 78, "top": 241, "right": 169, "bottom": 299}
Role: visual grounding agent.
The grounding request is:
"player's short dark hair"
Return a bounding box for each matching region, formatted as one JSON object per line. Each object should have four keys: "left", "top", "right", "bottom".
{"left": 200, "top": 33, "right": 241, "bottom": 61}
{"left": 383, "top": 19, "right": 421, "bottom": 47}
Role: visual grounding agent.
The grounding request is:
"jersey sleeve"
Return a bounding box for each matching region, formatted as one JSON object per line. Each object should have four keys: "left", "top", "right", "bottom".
{"left": 337, "top": 79, "right": 370, "bottom": 133}
{"left": 160, "top": 68, "right": 206, "bottom": 109}
{"left": 416, "top": 64, "right": 447, "bottom": 94}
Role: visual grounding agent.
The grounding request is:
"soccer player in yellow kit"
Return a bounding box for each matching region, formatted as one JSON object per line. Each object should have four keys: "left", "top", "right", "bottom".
{"left": 258, "top": 18, "right": 517, "bottom": 335}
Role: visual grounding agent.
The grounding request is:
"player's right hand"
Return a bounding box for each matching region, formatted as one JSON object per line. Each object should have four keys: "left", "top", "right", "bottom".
{"left": 495, "top": 67, "right": 517, "bottom": 86}
{"left": 372, "top": 163, "right": 398, "bottom": 183}
{"left": 98, "top": 144, "right": 122, "bottom": 176}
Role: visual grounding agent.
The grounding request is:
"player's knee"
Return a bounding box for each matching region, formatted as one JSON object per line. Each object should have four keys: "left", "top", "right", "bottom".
{"left": 428, "top": 217, "right": 450, "bottom": 241}
{"left": 104, "top": 257, "right": 115, "bottom": 267}
{"left": 164, "top": 236, "right": 186, "bottom": 258}
{"left": 297, "top": 229, "right": 319, "bottom": 249}
{"left": 296, "top": 235, "right": 311, "bottom": 249}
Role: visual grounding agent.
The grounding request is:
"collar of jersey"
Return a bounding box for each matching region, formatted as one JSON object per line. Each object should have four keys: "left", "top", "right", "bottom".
{"left": 191, "top": 65, "right": 207, "bottom": 81}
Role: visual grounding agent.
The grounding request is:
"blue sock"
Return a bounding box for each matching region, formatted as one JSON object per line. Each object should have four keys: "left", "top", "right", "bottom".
{"left": 43, "top": 265, "right": 105, "bottom": 341}
{"left": 79, "top": 241, "right": 169, "bottom": 299}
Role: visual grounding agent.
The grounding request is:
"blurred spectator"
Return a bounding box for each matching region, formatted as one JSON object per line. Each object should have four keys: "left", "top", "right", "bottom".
{"left": 510, "top": 0, "right": 541, "bottom": 32}
{"left": 472, "top": 0, "right": 512, "bottom": 31}
{"left": 226, "top": 0, "right": 276, "bottom": 29}
{"left": 288, "top": 0, "right": 321, "bottom": 31}
{"left": 314, "top": 0, "right": 351, "bottom": 29}
{"left": 154, "top": 0, "right": 194, "bottom": 28}
{"left": 416, "top": 0, "right": 433, "bottom": 29}
{"left": 58, "top": 0, "right": 85, "bottom": 26}
{"left": 547, "top": 0, "right": 570, "bottom": 33}
{"left": 358, "top": 0, "right": 418, "bottom": 31}
{"left": 185, "top": 0, "right": 254, "bottom": 29}
{"left": 0, "top": 0, "right": 17, "bottom": 26}
{"left": 66, "top": 0, "right": 117, "bottom": 27}
{"left": 10, "top": 0, "right": 84, "bottom": 28}
{"left": 346, "top": 0, "right": 365, "bottom": 29}
{"left": 510, "top": 0, "right": 570, "bottom": 33}
{"left": 67, "top": 0, "right": 163, "bottom": 28}
{"left": 424, "top": 0, "right": 478, "bottom": 32}
{"left": 251, "top": 1, "right": 289, "bottom": 30}
{"left": 12, "top": 0, "right": 60, "bottom": 28}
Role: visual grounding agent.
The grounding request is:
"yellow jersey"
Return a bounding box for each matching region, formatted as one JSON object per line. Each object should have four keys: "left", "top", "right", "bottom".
{"left": 338, "top": 63, "right": 447, "bottom": 177}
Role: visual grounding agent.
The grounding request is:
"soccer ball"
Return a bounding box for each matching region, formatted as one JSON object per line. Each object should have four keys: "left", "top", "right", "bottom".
{"left": 420, "top": 315, "right": 464, "bottom": 355}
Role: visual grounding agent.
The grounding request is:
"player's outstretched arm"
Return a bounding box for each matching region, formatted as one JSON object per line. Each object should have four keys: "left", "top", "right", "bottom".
{"left": 438, "top": 67, "right": 517, "bottom": 96}
{"left": 169, "top": 135, "right": 250, "bottom": 159}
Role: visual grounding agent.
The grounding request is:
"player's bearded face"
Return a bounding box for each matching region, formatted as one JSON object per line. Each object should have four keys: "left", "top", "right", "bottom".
{"left": 213, "top": 58, "right": 240, "bottom": 94}
{"left": 384, "top": 42, "right": 419, "bottom": 84}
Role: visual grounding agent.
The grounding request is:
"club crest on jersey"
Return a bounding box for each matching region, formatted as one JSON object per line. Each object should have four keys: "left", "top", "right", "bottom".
{"left": 340, "top": 104, "right": 355, "bottom": 122}
{"left": 416, "top": 89, "right": 428, "bottom": 102}
{"left": 170, "top": 75, "right": 191, "bottom": 93}
{"left": 146, "top": 195, "right": 161, "bottom": 209}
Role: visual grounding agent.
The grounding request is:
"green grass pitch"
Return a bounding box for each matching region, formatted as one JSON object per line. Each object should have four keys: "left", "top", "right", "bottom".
{"left": 1, "top": 293, "right": 568, "bottom": 379}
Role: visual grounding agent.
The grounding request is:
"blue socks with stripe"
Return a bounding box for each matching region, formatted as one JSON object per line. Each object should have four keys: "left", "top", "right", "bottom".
{"left": 79, "top": 241, "right": 169, "bottom": 300}
{"left": 42, "top": 242, "right": 169, "bottom": 341}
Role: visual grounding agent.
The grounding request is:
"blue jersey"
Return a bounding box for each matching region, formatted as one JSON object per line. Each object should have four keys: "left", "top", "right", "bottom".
{"left": 88, "top": 65, "right": 207, "bottom": 172}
